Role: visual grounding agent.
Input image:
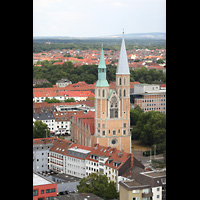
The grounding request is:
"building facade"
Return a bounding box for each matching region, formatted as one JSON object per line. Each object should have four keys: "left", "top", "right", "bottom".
{"left": 131, "top": 84, "right": 166, "bottom": 113}
{"left": 33, "top": 172, "right": 57, "bottom": 200}
{"left": 33, "top": 138, "right": 54, "bottom": 172}
{"left": 119, "top": 169, "right": 166, "bottom": 200}
{"left": 71, "top": 36, "right": 131, "bottom": 153}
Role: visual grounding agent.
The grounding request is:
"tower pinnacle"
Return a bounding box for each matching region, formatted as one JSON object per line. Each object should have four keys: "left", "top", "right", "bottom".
{"left": 95, "top": 47, "right": 109, "bottom": 87}
{"left": 116, "top": 34, "right": 130, "bottom": 75}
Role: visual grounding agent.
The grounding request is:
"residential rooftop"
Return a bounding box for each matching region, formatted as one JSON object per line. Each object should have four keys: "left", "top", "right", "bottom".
{"left": 33, "top": 172, "right": 54, "bottom": 186}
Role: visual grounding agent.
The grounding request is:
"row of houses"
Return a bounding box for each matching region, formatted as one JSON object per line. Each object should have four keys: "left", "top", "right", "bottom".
{"left": 33, "top": 90, "right": 95, "bottom": 103}
{"left": 33, "top": 137, "right": 166, "bottom": 199}
{"left": 33, "top": 80, "right": 141, "bottom": 103}
{"left": 33, "top": 138, "right": 135, "bottom": 189}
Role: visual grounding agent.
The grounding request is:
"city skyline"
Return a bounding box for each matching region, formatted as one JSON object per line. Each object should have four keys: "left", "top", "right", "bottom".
{"left": 33, "top": 0, "right": 166, "bottom": 37}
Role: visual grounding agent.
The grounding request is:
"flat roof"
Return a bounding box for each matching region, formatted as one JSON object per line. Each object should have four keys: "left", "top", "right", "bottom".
{"left": 33, "top": 173, "right": 54, "bottom": 186}
{"left": 141, "top": 170, "right": 166, "bottom": 178}
{"left": 69, "top": 147, "right": 91, "bottom": 154}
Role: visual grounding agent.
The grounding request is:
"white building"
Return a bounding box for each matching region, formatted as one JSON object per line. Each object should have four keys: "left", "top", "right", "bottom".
{"left": 47, "top": 140, "right": 136, "bottom": 191}
{"left": 33, "top": 112, "right": 55, "bottom": 133}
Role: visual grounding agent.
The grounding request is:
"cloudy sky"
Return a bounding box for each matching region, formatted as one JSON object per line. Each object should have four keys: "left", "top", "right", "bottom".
{"left": 33, "top": 0, "right": 166, "bottom": 37}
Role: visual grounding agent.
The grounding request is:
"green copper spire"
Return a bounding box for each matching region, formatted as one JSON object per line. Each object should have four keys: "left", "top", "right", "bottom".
{"left": 95, "top": 48, "right": 109, "bottom": 87}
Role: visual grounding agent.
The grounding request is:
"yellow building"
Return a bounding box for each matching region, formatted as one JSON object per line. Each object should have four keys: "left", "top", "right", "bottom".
{"left": 71, "top": 35, "right": 131, "bottom": 154}
{"left": 119, "top": 180, "right": 153, "bottom": 200}
{"left": 94, "top": 36, "right": 131, "bottom": 153}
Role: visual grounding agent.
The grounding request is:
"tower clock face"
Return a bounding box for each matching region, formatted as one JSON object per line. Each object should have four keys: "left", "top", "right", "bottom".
{"left": 111, "top": 138, "right": 118, "bottom": 145}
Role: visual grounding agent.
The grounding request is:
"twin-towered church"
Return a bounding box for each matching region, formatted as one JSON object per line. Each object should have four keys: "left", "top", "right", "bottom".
{"left": 71, "top": 36, "right": 131, "bottom": 153}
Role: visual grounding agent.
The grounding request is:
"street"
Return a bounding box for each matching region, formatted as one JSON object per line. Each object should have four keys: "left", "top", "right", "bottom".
{"left": 132, "top": 149, "right": 164, "bottom": 167}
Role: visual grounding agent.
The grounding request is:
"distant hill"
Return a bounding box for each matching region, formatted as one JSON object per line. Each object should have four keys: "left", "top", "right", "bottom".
{"left": 33, "top": 32, "right": 166, "bottom": 40}
{"left": 105, "top": 32, "right": 166, "bottom": 39}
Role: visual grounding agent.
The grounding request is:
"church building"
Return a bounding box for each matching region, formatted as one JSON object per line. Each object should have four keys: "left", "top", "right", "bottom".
{"left": 71, "top": 36, "right": 131, "bottom": 153}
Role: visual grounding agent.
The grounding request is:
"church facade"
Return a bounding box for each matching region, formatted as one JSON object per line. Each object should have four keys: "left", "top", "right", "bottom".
{"left": 71, "top": 36, "right": 131, "bottom": 153}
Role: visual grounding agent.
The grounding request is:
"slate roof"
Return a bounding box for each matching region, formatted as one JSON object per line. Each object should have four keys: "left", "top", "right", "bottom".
{"left": 33, "top": 112, "right": 55, "bottom": 120}
{"left": 116, "top": 37, "right": 130, "bottom": 75}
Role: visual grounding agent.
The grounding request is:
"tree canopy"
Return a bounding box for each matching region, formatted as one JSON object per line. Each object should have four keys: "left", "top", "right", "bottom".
{"left": 77, "top": 172, "right": 119, "bottom": 200}
{"left": 130, "top": 107, "right": 166, "bottom": 155}
{"left": 33, "top": 61, "right": 165, "bottom": 85}
{"left": 33, "top": 120, "right": 50, "bottom": 138}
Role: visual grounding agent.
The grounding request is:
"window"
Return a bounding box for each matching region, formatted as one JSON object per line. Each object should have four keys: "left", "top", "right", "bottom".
{"left": 46, "top": 188, "right": 55, "bottom": 193}
{"left": 124, "top": 89, "right": 126, "bottom": 97}
{"left": 132, "top": 198, "right": 140, "bottom": 200}
{"left": 102, "top": 89, "right": 105, "bottom": 97}
{"left": 123, "top": 130, "right": 126, "bottom": 135}
{"left": 124, "top": 123, "right": 126, "bottom": 128}
{"left": 98, "top": 89, "right": 100, "bottom": 97}
{"left": 46, "top": 197, "right": 55, "bottom": 200}
{"left": 124, "top": 77, "right": 126, "bottom": 85}
{"left": 119, "top": 77, "right": 122, "bottom": 85}
{"left": 33, "top": 190, "right": 38, "bottom": 196}
{"left": 111, "top": 139, "right": 118, "bottom": 145}
{"left": 142, "top": 188, "right": 150, "bottom": 194}
{"left": 41, "top": 190, "right": 44, "bottom": 194}
{"left": 113, "top": 130, "right": 116, "bottom": 135}
{"left": 110, "top": 96, "right": 118, "bottom": 118}
{"left": 102, "top": 131, "right": 105, "bottom": 135}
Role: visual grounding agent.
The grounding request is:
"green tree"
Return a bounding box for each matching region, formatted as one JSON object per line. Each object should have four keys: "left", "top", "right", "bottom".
{"left": 130, "top": 105, "right": 144, "bottom": 126}
{"left": 77, "top": 172, "right": 118, "bottom": 200}
{"left": 33, "top": 120, "right": 50, "bottom": 138}
{"left": 64, "top": 98, "right": 76, "bottom": 102}
{"left": 131, "top": 111, "right": 166, "bottom": 153}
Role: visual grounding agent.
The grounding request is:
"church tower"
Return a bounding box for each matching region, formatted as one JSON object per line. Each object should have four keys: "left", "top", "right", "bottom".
{"left": 94, "top": 36, "right": 131, "bottom": 153}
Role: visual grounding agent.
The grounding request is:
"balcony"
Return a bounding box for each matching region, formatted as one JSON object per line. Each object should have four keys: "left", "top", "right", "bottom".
{"left": 142, "top": 191, "right": 153, "bottom": 198}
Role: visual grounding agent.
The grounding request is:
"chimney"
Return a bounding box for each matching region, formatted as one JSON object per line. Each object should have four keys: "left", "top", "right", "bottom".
{"left": 129, "top": 153, "right": 134, "bottom": 167}
{"left": 129, "top": 170, "right": 132, "bottom": 177}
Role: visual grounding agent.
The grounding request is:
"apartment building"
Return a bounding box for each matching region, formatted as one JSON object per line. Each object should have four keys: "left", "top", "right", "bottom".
{"left": 33, "top": 112, "right": 55, "bottom": 133}
{"left": 33, "top": 172, "right": 57, "bottom": 200}
{"left": 33, "top": 111, "right": 74, "bottom": 135}
{"left": 33, "top": 138, "right": 54, "bottom": 172}
{"left": 33, "top": 138, "right": 146, "bottom": 192}
{"left": 119, "top": 169, "right": 166, "bottom": 200}
{"left": 131, "top": 84, "right": 166, "bottom": 113}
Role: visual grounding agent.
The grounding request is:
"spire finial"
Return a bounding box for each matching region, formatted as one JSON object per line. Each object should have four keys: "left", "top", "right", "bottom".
{"left": 122, "top": 28, "right": 124, "bottom": 36}
{"left": 102, "top": 43, "right": 103, "bottom": 49}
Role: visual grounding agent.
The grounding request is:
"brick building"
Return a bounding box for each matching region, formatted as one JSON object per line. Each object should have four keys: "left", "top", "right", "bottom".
{"left": 131, "top": 84, "right": 166, "bottom": 113}
{"left": 71, "top": 36, "right": 131, "bottom": 153}
{"left": 33, "top": 172, "right": 57, "bottom": 200}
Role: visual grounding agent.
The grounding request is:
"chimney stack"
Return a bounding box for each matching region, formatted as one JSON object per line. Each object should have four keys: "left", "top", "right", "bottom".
{"left": 129, "top": 153, "right": 134, "bottom": 167}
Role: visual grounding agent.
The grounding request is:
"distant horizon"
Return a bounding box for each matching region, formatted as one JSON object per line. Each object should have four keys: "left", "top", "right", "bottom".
{"left": 33, "top": 31, "right": 166, "bottom": 38}
{"left": 33, "top": 0, "right": 166, "bottom": 37}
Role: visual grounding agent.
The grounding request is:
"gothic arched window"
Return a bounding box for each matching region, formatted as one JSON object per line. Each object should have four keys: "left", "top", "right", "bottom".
{"left": 110, "top": 96, "right": 118, "bottom": 118}
{"left": 119, "top": 77, "right": 122, "bottom": 86}
{"left": 98, "top": 89, "right": 100, "bottom": 97}
{"left": 102, "top": 89, "right": 105, "bottom": 97}
{"left": 119, "top": 89, "right": 121, "bottom": 97}
{"left": 124, "top": 89, "right": 126, "bottom": 97}
{"left": 124, "top": 77, "right": 126, "bottom": 85}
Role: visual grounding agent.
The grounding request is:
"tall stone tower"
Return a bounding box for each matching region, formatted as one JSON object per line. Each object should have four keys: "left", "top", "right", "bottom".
{"left": 94, "top": 36, "right": 131, "bottom": 153}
